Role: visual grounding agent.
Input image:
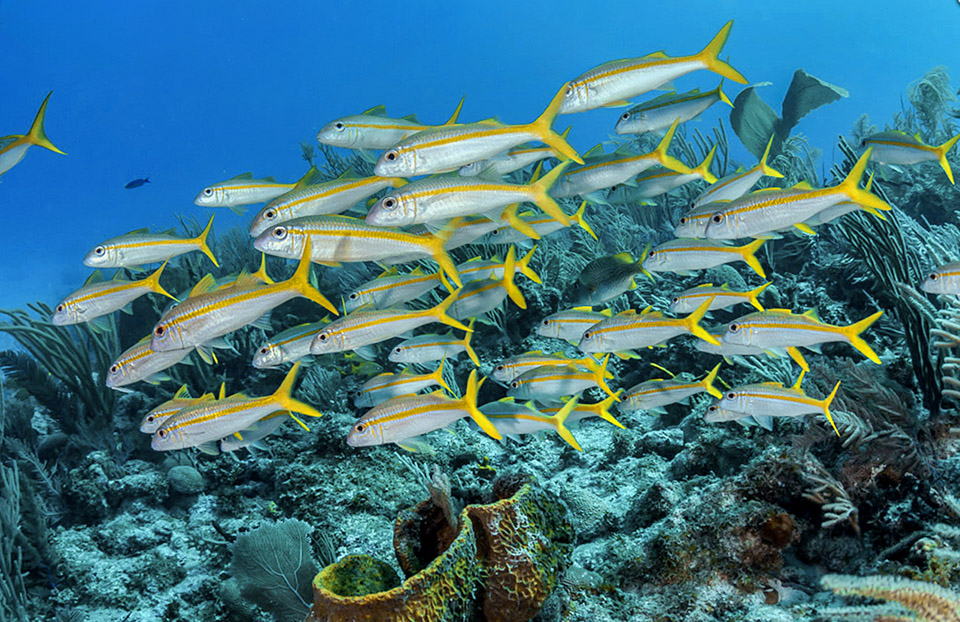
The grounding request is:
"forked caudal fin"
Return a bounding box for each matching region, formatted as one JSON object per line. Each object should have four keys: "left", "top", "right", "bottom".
{"left": 429, "top": 289, "right": 472, "bottom": 332}
{"left": 593, "top": 354, "right": 619, "bottom": 401}
{"left": 684, "top": 298, "right": 721, "bottom": 346}
{"left": 935, "top": 132, "right": 960, "bottom": 184}
{"left": 551, "top": 397, "right": 583, "bottom": 451}
{"left": 842, "top": 310, "right": 884, "bottom": 364}
{"left": 836, "top": 148, "right": 891, "bottom": 214}
{"left": 759, "top": 136, "right": 784, "bottom": 178}
{"left": 593, "top": 390, "right": 626, "bottom": 428}
{"left": 653, "top": 118, "right": 693, "bottom": 175}
{"left": 529, "top": 84, "right": 584, "bottom": 164}
{"left": 462, "top": 318, "right": 480, "bottom": 366}
{"left": 573, "top": 201, "right": 597, "bottom": 240}
{"left": 193, "top": 215, "right": 220, "bottom": 267}
{"left": 695, "top": 21, "right": 748, "bottom": 85}
{"left": 285, "top": 239, "right": 338, "bottom": 315}
{"left": 738, "top": 239, "right": 767, "bottom": 279}
{"left": 529, "top": 161, "right": 573, "bottom": 226}
{"left": 500, "top": 246, "right": 526, "bottom": 309}
{"left": 693, "top": 144, "right": 719, "bottom": 184}
{"left": 272, "top": 362, "right": 324, "bottom": 421}
{"left": 26, "top": 91, "right": 66, "bottom": 154}
{"left": 820, "top": 381, "right": 842, "bottom": 437}
{"left": 463, "top": 370, "right": 502, "bottom": 440}
{"left": 516, "top": 246, "right": 542, "bottom": 284}
{"left": 701, "top": 362, "right": 723, "bottom": 398}
{"left": 429, "top": 357, "right": 454, "bottom": 395}
{"left": 145, "top": 261, "right": 178, "bottom": 301}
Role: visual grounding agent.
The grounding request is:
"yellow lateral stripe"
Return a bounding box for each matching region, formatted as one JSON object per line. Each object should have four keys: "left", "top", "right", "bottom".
{"left": 401, "top": 183, "right": 527, "bottom": 201}
{"left": 660, "top": 245, "right": 745, "bottom": 255}
{"left": 460, "top": 281, "right": 501, "bottom": 300}
{"left": 330, "top": 311, "right": 427, "bottom": 336}
{"left": 344, "top": 122, "right": 426, "bottom": 131}
{"left": 107, "top": 238, "right": 193, "bottom": 251}
{"left": 220, "top": 183, "right": 294, "bottom": 191}
{"left": 865, "top": 138, "right": 933, "bottom": 150}
{"left": 277, "top": 178, "right": 381, "bottom": 210}
{"left": 288, "top": 226, "right": 429, "bottom": 245}
{"left": 168, "top": 284, "right": 289, "bottom": 328}
{"left": 581, "top": 55, "right": 689, "bottom": 85}
{"left": 589, "top": 319, "right": 684, "bottom": 335}
{"left": 568, "top": 153, "right": 652, "bottom": 175}
{"left": 487, "top": 412, "right": 550, "bottom": 423}
{"left": 363, "top": 374, "right": 432, "bottom": 392}
{"left": 275, "top": 330, "right": 321, "bottom": 348}
{"left": 365, "top": 401, "right": 461, "bottom": 426}
{"left": 634, "top": 90, "right": 716, "bottom": 111}
{"left": 399, "top": 339, "right": 460, "bottom": 350}
{"left": 520, "top": 371, "right": 592, "bottom": 384}
{"left": 738, "top": 320, "right": 841, "bottom": 335}
{"left": 628, "top": 382, "right": 701, "bottom": 397}
{"left": 734, "top": 391, "right": 819, "bottom": 407}
{"left": 68, "top": 282, "right": 144, "bottom": 305}
{"left": 360, "top": 273, "right": 438, "bottom": 295}
{"left": 720, "top": 188, "right": 837, "bottom": 217}
{"left": 399, "top": 125, "right": 525, "bottom": 152}
{"left": 166, "top": 397, "right": 272, "bottom": 432}
{"left": 116, "top": 346, "right": 152, "bottom": 368}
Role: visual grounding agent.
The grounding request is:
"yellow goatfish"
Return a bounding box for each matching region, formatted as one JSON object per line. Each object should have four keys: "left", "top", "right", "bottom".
{"left": 105, "top": 336, "right": 195, "bottom": 390}
{"left": 355, "top": 359, "right": 453, "bottom": 408}
{"left": 373, "top": 83, "right": 582, "bottom": 177}
{"left": 627, "top": 145, "right": 719, "bottom": 199}
{"left": 537, "top": 306, "right": 613, "bottom": 343}
{"left": 619, "top": 363, "right": 723, "bottom": 414}
{"left": 457, "top": 246, "right": 541, "bottom": 285}
{"left": 540, "top": 392, "right": 625, "bottom": 429}
{"left": 922, "top": 262, "right": 960, "bottom": 295}
{"left": 140, "top": 385, "right": 215, "bottom": 434}
{"left": 578, "top": 298, "right": 719, "bottom": 353}
{"left": 252, "top": 214, "right": 462, "bottom": 287}
{"left": 641, "top": 238, "right": 767, "bottom": 278}
{"left": 310, "top": 289, "right": 469, "bottom": 355}
{"left": 614, "top": 81, "right": 733, "bottom": 135}
{"left": 316, "top": 98, "right": 464, "bottom": 150}
{"left": 559, "top": 21, "right": 747, "bottom": 114}
{"left": 344, "top": 266, "right": 448, "bottom": 314}
{"left": 84, "top": 215, "right": 218, "bottom": 269}
{"left": 194, "top": 169, "right": 312, "bottom": 214}
{"left": 714, "top": 371, "right": 842, "bottom": 436}
{"left": 721, "top": 308, "right": 884, "bottom": 371}
{"left": 862, "top": 130, "right": 960, "bottom": 184}
{"left": 347, "top": 370, "right": 502, "bottom": 452}
{"left": 249, "top": 172, "right": 407, "bottom": 237}
{"left": 0, "top": 91, "right": 65, "bottom": 177}
{"left": 53, "top": 262, "right": 176, "bottom": 328}
{"left": 669, "top": 282, "right": 770, "bottom": 315}
{"left": 389, "top": 320, "right": 479, "bottom": 366}
{"left": 152, "top": 363, "right": 321, "bottom": 453}
{"left": 489, "top": 350, "right": 608, "bottom": 384}
{"left": 692, "top": 136, "right": 783, "bottom": 208}
{"left": 449, "top": 247, "right": 526, "bottom": 319}
{"left": 151, "top": 239, "right": 337, "bottom": 352}
{"left": 483, "top": 202, "right": 597, "bottom": 244}
{"left": 506, "top": 355, "right": 617, "bottom": 403}
{"left": 252, "top": 319, "right": 331, "bottom": 368}
{"left": 366, "top": 161, "right": 572, "bottom": 227}
{"left": 479, "top": 397, "right": 583, "bottom": 451}
{"left": 458, "top": 130, "right": 569, "bottom": 177}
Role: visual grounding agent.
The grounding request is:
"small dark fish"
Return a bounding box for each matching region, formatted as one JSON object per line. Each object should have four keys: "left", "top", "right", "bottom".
{"left": 125, "top": 177, "right": 150, "bottom": 189}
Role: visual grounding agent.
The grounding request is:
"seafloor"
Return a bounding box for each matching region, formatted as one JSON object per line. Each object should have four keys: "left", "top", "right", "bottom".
{"left": 2, "top": 67, "right": 960, "bottom": 622}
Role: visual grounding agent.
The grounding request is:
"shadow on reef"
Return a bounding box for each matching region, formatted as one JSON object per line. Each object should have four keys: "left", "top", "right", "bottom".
{"left": 308, "top": 473, "right": 573, "bottom": 622}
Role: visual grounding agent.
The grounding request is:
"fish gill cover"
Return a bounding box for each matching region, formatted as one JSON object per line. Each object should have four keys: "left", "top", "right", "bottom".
{"left": 2, "top": 8, "right": 960, "bottom": 622}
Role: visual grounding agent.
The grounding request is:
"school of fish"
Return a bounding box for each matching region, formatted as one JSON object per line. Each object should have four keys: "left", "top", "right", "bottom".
{"left": 30, "top": 19, "right": 960, "bottom": 455}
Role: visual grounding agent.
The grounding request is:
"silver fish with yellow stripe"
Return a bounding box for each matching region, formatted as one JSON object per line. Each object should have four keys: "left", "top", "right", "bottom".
{"left": 669, "top": 282, "right": 770, "bottom": 315}
{"left": 922, "top": 262, "right": 960, "bottom": 295}
{"left": 537, "top": 307, "right": 613, "bottom": 342}
{"left": 540, "top": 392, "right": 624, "bottom": 428}
{"left": 194, "top": 170, "right": 310, "bottom": 213}
{"left": 579, "top": 298, "right": 718, "bottom": 353}
{"left": 253, "top": 319, "right": 331, "bottom": 368}
{"left": 506, "top": 355, "right": 617, "bottom": 403}
{"left": 642, "top": 238, "right": 767, "bottom": 279}
{"left": 152, "top": 363, "right": 320, "bottom": 452}
{"left": 316, "top": 99, "right": 463, "bottom": 150}
{"left": 389, "top": 321, "right": 479, "bottom": 366}
{"left": 53, "top": 262, "right": 176, "bottom": 327}
{"left": 0, "top": 91, "right": 65, "bottom": 178}
{"left": 614, "top": 81, "right": 733, "bottom": 135}
{"left": 721, "top": 308, "right": 884, "bottom": 370}
{"left": 344, "top": 266, "right": 448, "bottom": 314}
{"left": 692, "top": 136, "right": 783, "bottom": 208}
{"left": 713, "top": 371, "right": 842, "bottom": 435}
{"left": 151, "top": 240, "right": 337, "bottom": 352}
{"left": 479, "top": 396, "right": 583, "bottom": 451}
{"left": 310, "top": 290, "right": 468, "bottom": 355}
{"left": 703, "top": 150, "right": 890, "bottom": 240}
{"left": 252, "top": 214, "right": 462, "bottom": 287}
{"left": 355, "top": 359, "right": 453, "bottom": 409}
{"left": 373, "top": 84, "right": 582, "bottom": 177}
{"left": 862, "top": 130, "right": 960, "bottom": 184}
{"left": 559, "top": 21, "right": 747, "bottom": 114}
{"left": 490, "top": 350, "right": 607, "bottom": 385}
{"left": 457, "top": 247, "right": 541, "bottom": 285}
{"left": 84, "top": 216, "right": 218, "bottom": 269}
{"left": 627, "top": 145, "right": 719, "bottom": 198}
{"left": 249, "top": 173, "right": 407, "bottom": 237}
{"left": 347, "top": 370, "right": 501, "bottom": 452}
{"left": 367, "top": 162, "right": 571, "bottom": 227}
{"left": 619, "top": 363, "right": 722, "bottom": 414}
{"left": 482, "top": 201, "right": 596, "bottom": 244}
{"left": 694, "top": 332, "right": 770, "bottom": 363}
{"left": 458, "top": 131, "right": 568, "bottom": 177}
{"left": 140, "top": 385, "right": 215, "bottom": 434}
{"left": 448, "top": 247, "right": 525, "bottom": 319}
{"left": 105, "top": 336, "right": 195, "bottom": 390}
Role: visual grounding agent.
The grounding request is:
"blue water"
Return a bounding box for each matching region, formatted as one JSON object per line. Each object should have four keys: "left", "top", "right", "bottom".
{"left": 1, "top": 0, "right": 958, "bottom": 313}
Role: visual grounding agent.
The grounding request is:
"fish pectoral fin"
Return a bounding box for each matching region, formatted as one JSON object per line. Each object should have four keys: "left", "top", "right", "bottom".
{"left": 196, "top": 441, "right": 221, "bottom": 456}
{"left": 394, "top": 437, "right": 435, "bottom": 454}
{"left": 251, "top": 313, "right": 273, "bottom": 331}
{"left": 753, "top": 415, "right": 774, "bottom": 431}
{"left": 353, "top": 345, "right": 379, "bottom": 361}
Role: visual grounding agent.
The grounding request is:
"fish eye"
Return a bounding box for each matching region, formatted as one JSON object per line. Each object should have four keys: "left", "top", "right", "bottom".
{"left": 679, "top": 217, "right": 687, "bottom": 224}
{"left": 157, "top": 429, "right": 167, "bottom": 438}
{"left": 348, "top": 293, "right": 358, "bottom": 300}
{"left": 708, "top": 405, "right": 718, "bottom": 412}
{"left": 272, "top": 226, "right": 287, "bottom": 240}
{"left": 930, "top": 273, "right": 939, "bottom": 281}
{"left": 203, "top": 188, "right": 213, "bottom": 196}
{"left": 146, "top": 415, "right": 155, "bottom": 423}
{"left": 56, "top": 304, "right": 65, "bottom": 312}
{"left": 583, "top": 332, "right": 592, "bottom": 340}
{"left": 264, "top": 209, "right": 276, "bottom": 219}
{"left": 712, "top": 213, "right": 724, "bottom": 223}
{"left": 728, "top": 323, "right": 740, "bottom": 333}
{"left": 672, "top": 297, "right": 679, "bottom": 303}
{"left": 259, "top": 347, "right": 268, "bottom": 354}
{"left": 318, "top": 333, "right": 328, "bottom": 342}
{"left": 94, "top": 246, "right": 105, "bottom": 256}
{"left": 394, "top": 347, "right": 402, "bottom": 354}
{"left": 495, "top": 365, "right": 504, "bottom": 371}
{"left": 382, "top": 198, "right": 397, "bottom": 210}
{"left": 727, "top": 392, "right": 736, "bottom": 400}
{"left": 510, "top": 381, "right": 520, "bottom": 389}
{"left": 620, "top": 113, "right": 630, "bottom": 120}
{"left": 566, "top": 85, "right": 573, "bottom": 96}
{"left": 155, "top": 325, "right": 165, "bottom": 336}
{"left": 385, "top": 150, "right": 398, "bottom": 162}
{"left": 648, "top": 250, "right": 656, "bottom": 257}
{"left": 335, "top": 122, "right": 344, "bottom": 130}
{"left": 355, "top": 423, "right": 365, "bottom": 433}
{"left": 542, "top": 319, "right": 550, "bottom": 326}
{"left": 109, "top": 364, "right": 119, "bottom": 374}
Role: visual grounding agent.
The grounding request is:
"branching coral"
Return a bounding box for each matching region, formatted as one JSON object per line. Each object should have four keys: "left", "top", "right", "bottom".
{"left": 821, "top": 574, "right": 960, "bottom": 622}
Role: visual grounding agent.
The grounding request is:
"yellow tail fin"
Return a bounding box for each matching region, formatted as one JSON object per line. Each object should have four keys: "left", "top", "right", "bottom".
{"left": 463, "top": 370, "right": 502, "bottom": 440}
{"left": 820, "top": 381, "right": 842, "bottom": 436}
{"left": 425, "top": 230, "right": 462, "bottom": 288}
{"left": 502, "top": 203, "right": 540, "bottom": 240}
{"left": 26, "top": 92, "right": 65, "bottom": 154}
{"left": 444, "top": 96, "right": 465, "bottom": 126}
{"left": 694, "top": 144, "right": 718, "bottom": 184}
{"left": 429, "top": 289, "right": 471, "bottom": 332}
{"left": 695, "top": 21, "right": 748, "bottom": 84}
{"left": 759, "top": 136, "right": 784, "bottom": 178}
{"left": 272, "top": 362, "right": 324, "bottom": 419}
{"left": 935, "top": 131, "right": 960, "bottom": 184}
{"left": 842, "top": 310, "right": 883, "bottom": 364}
{"left": 652, "top": 118, "right": 693, "bottom": 175}
{"left": 193, "top": 215, "right": 220, "bottom": 267}
{"left": 292, "top": 165, "right": 318, "bottom": 191}
{"left": 500, "top": 246, "right": 526, "bottom": 309}
{"left": 737, "top": 238, "right": 767, "bottom": 278}
{"left": 701, "top": 362, "right": 723, "bottom": 398}
{"left": 593, "top": 391, "right": 626, "bottom": 428}
{"left": 785, "top": 346, "right": 809, "bottom": 372}
{"left": 716, "top": 79, "right": 733, "bottom": 107}
{"left": 836, "top": 148, "right": 891, "bottom": 214}
{"left": 593, "top": 354, "right": 619, "bottom": 401}
{"left": 551, "top": 397, "right": 583, "bottom": 451}
{"left": 252, "top": 253, "right": 275, "bottom": 285}
{"left": 530, "top": 161, "right": 573, "bottom": 225}
{"left": 516, "top": 246, "right": 542, "bottom": 284}
{"left": 430, "top": 357, "right": 454, "bottom": 395}
{"left": 145, "top": 261, "right": 178, "bottom": 301}
{"left": 529, "top": 84, "right": 584, "bottom": 164}
{"left": 684, "top": 297, "right": 721, "bottom": 345}
{"left": 572, "top": 201, "right": 597, "bottom": 240}
{"left": 462, "top": 318, "right": 480, "bottom": 366}
{"left": 287, "top": 238, "right": 338, "bottom": 314}
{"left": 747, "top": 282, "right": 771, "bottom": 311}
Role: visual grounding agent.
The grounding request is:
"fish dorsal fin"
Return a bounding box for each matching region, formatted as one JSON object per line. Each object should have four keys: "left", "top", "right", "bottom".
{"left": 599, "top": 308, "right": 613, "bottom": 317}
{"left": 914, "top": 131, "right": 923, "bottom": 142}
{"left": 695, "top": 283, "right": 715, "bottom": 289}
{"left": 409, "top": 266, "right": 424, "bottom": 275}
{"left": 172, "top": 384, "right": 190, "bottom": 399}
{"left": 617, "top": 309, "right": 637, "bottom": 317}
{"left": 188, "top": 274, "right": 218, "bottom": 298}
{"left": 644, "top": 310, "right": 664, "bottom": 318}
{"left": 336, "top": 167, "right": 357, "bottom": 180}
{"left": 262, "top": 176, "right": 277, "bottom": 182}
{"left": 123, "top": 227, "right": 151, "bottom": 236}
{"left": 498, "top": 397, "right": 517, "bottom": 404}
{"left": 643, "top": 50, "right": 669, "bottom": 59}
{"left": 613, "top": 252, "right": 635, "bottom": 264}
{"left": 759, "top": 382, "right": 784, "bottom": 387}
{"left": 218, "top": 382, "right": 227, "bottom": 399}
{"left": 400, "top": 113, "right": 421, "bottom": 123}
{"left": 649, "top": 362, "right": 675, "bottom": 377}
{"left": 231, "top": 270, "right": 261, "bottom": 289}
{"left": 802, "top": 308, "right": 820, "bottom": 321}
{"left": 465, "top": 255, "right": 483, "bottom": 263}
{"left": 572, "top": 306, "right": 593, "bottom": 311}
{"left": 377, "top": 266, "right": 399, "bottom": 278}
{"left": 791, "top": 371, "right": 806, "bottom": 391}
{"left": 523, "top": 350, "right": 543, "bottom": 355}
{"left": 791, "top": 181, "right": 814, "bottom": 190}
{"left": 83, "top": 270, "right": 105, "bottom": 286}
{"left": 639, "top": 305, "right": 655, "bottom": 316}
{"left": 751, "top": 187, "right": 782, "bottom": 194}
{"left": 767, "top": 308, "right": 793, "bottom": 314}
{"left": 196, "top": 392, "right": 216, "bottom": 402}
{"left": 229, "top": 172, "right": 253, "bottom": 180}
{"left": 362, "top": 105, "right": 387, "bottom": 116}
{"left": 583, "top": 144, "right": 605, "bottom": 158}
{"left": 476, "top": 117, "right": 502, "bottom": 126}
